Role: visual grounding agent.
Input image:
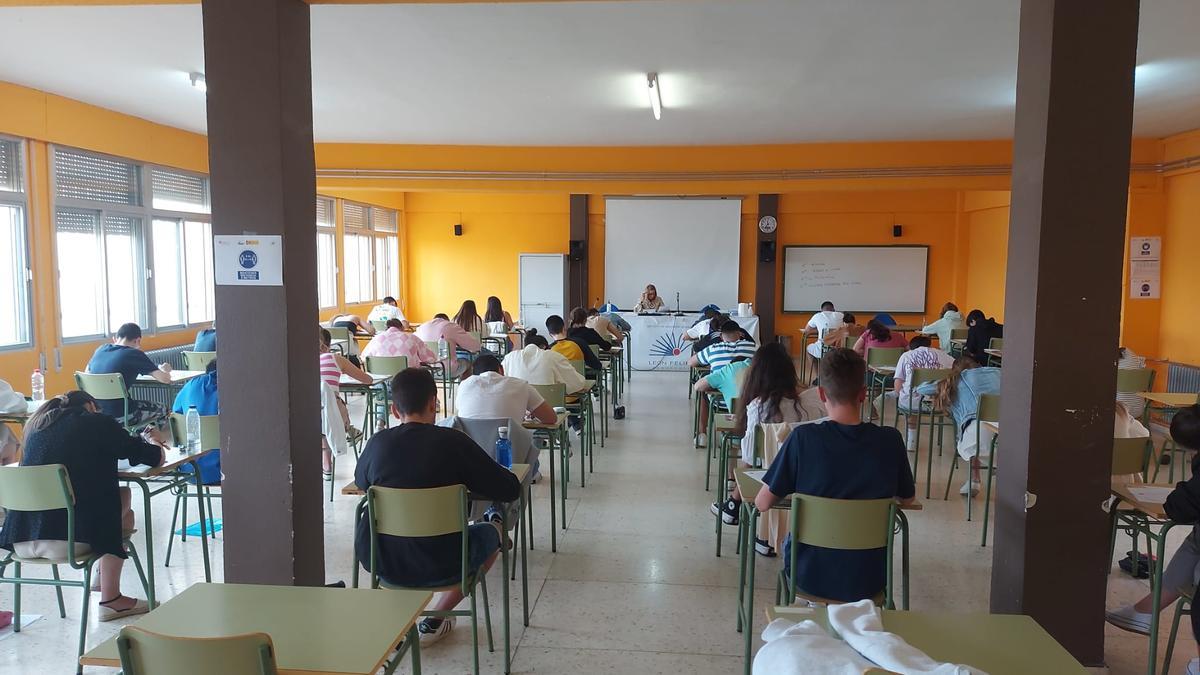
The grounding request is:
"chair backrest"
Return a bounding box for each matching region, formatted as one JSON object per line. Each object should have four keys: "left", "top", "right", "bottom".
{"left": 370, "top": 320, "right": 388, "bottom": 332}
{"left": 977, "top": 393, "right": 1001, "bottom": 424}
{"left": 368, "top": 484, "right": 466, "bottom": 538}
{"left": 1112, "top": 437, "right": 1153, "bottom": 478}
{"left": 181, "top": 351, "right": 216, "bottom": 371}
{"left": 424, "top": 340, "right": 440, "bottom": 355}
{"left": 1115, "top": 367, "right": 1155, "bottom": 394}
{"left": 570, "top": 360, "right": 586, "bottom": 377}
{"left": 327, "top": 325, "right": 352, "bottom": 343}
{"left": 909, "top": 368, "right": 951, "bottom": 388}
{"left": 169, "top": 413, "right": 220, "bottom": 449}
{"left": 950, "top": 328, "right": 968, "bottom": 340}
{"left": 117, "top": 626, "right": 278, "bottom": 675}
{"left": 75, "top": 371, "right": 128, "bottom": 402}
{"left": 533, "top": 383, "right": 567, "bottom": 408}
{"left": 0, "top": 464, "right": 74, "bottom": 512}
{"left": 589, "top": 344, "right": 602, "bottom": 357}
{"left": 865, "top": 347, "right": 904, "bottom": 368}
{"left": 787, "top": 494, "right": 896, "bottom": 551}
{"left": 988, "top": 337, "right": 1004, "bottom": 350}
{"left": 365, "top": 355, "right": 408, "bottom": 378}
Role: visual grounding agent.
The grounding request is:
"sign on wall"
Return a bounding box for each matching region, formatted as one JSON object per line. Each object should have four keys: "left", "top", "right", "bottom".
{"left": 1129, "top": 236, "right": 1161, "bottom": 299}
{"left": 215, "top": 235, "right": 283, "bottom": 286}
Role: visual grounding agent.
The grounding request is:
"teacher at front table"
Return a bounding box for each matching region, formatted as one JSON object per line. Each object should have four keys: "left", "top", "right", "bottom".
{"left": 634, "top": 284, "right": 666, "bottom": 313}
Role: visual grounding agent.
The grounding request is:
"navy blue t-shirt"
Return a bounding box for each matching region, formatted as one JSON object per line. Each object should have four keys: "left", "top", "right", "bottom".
{"left": 86, "top": 344, "right": 159, "bottom": 418}
{"left": 762, "top": 420, "right": 915, "bottom": 602}
{"left": 193, "top": 328, "right": 216, "bottom": 352}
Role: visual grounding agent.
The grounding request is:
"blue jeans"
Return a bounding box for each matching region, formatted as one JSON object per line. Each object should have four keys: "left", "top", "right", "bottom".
{"left": 404, "top": 523, "right": 500, "bottom": 589}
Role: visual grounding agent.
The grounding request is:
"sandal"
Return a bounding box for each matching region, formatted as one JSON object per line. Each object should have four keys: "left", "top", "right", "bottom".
{"left": 98, "top": 596, "right": 149, "bottom": 622}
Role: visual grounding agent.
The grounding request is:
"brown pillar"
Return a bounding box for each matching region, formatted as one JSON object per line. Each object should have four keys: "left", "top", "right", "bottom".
{"left": 202, "top": 0, "right": 325, "bottom": 586}
{"left": 568, "top": 194, "right": 589, "bottom": 309}
{"left": 990, "top": 0, "right": 1139, "bottom": 665}
{"left": 755, "top": 194, "right": 778, "bottom": 343}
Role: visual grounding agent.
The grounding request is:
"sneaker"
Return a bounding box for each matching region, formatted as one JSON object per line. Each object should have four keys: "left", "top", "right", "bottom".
{"left": 710, "top": 498, "right": 740, "bottom": 525}
{"left": 1105, "top": 604, "right": 1152, "bottom": 635}
{"left": 905, "top": 430, "right": 918, "bottom": 452}
{"left": 1187, "top": 657, "right": 1200, "bottom": 675}
{"left": 754, "top": 538, "right": 777, "bottom": 557}
{"left": 418, "top": 617, "right": 455, "bottom": 646}
{"left": 695, "top": 433, "right": 708, "bottom": 447}
{"left": 483, "top": 506, "right": 503, "bottom": 524}
{"left": 959, "top": 479, "right": 980, "bottom": 497}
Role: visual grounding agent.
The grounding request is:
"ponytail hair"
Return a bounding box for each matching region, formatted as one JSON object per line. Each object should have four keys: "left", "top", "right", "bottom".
{"left": 933, "top": 356, "right": 979, "bottom": 413}
{"left": 25, "top": 390, "right": 97, "bottom": 434}
{"left": 524, "top": 328, "right": 549, "bottom": 349}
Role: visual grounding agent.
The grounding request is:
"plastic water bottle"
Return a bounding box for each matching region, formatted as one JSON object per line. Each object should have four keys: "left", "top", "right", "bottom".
{"left": 495, "top": 426, "right": 512, "bottom": 469}
{"left": 30, "top": 370, "right": 44, "bottom": 402}
{"left": 186, "top": 406, "right": 201, "bottom": 455}
{"left": 437, "top": 336, "right": 449, "bottom": 360}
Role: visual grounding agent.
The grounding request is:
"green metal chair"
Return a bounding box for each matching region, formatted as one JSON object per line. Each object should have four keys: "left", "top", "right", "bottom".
{"left": 365, "top": 355, "right": 408, "bottom": 432}
{"left": 587, "top": 344, "right": 609, "bottom": 445}
{"left": 0, "top": 464, "right": 149, "bottom": 673}
{"left": 894, "top": 368, "right": 954, "bottom": 499}
{"left": 777, "top": 494, "right": 900, "bottom": 610}
{"left": 75, "top": 371, "right": 131, "bottom": 431}
{"left": 180, "top": 351, "right": 217, "bottom": 371}
{"left": 165, "top": 413, "right": 221, "bottom": 567}
{"left": 944, "top": 394, "right": 1000, "bottom": 541}
{"left": 948, "top": 328, "right": 969, "bottom": 356}
{"left": 423, "top": 340, "right": 454, "bottom": 412}
{"left": 1108, "top": 436, "right": 1156, "bottom": 577}
{"left": 986, "top": 337, "right": 1004, "bottom": 367}
{"left": 1163, "top": 585, "right": 1195, "bottom": 675}
{"left": 864, "top": 347, "right": 905, "bottom": 424}
{"left": 353, "top": 484, "right": 493, "bottom": 675}
{"left": 116, "top": 626, "right": 278, "bottom": 675}
{"left": 532, "top": 383, "right": 571, "bottom": 527}
{"left": 567, "top": 360, "right": 596, "bottom": 484}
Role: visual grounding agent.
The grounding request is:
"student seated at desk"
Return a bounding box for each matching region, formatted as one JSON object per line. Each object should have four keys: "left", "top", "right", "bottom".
{"left": 682, "top": 307, "right": 720, "bottom": 345}
{"left": 0, "top": 391, "right": 164, "bottom": 621}
{"left": 454, "top": 355, "right": 557, "bottom": 425}
{"left": 634, "top": 284, "right": 666, "bottom": 313}
{"left": 368, "top": 296, "right": 410, "bottom": 330}
{"left": 501, "top": 330, "right": 587, "bottom": 394}
{"left": 414, "top": 313, "right": 481, "bottom": 380}
{"left": 917, "top": 356, "right": 1000, "bottom": 496}
{"left": 803, "top": 301, "right": 845, "bottom": 364}
{"left": 964, "top": 309, "right": 1003, "bottom": 366}
{"left": 453, "top": 299, "right": 485, "bottom": 336}
{"left": 585, "top": 307, "right": 625, "bottom": 344}
{"left": 687, "top": 319, "right": 757, "bottom": 371}
{"left": 0, "top": 379, "right": 23, "bottom": 465}
{"left": 873, "top": 335, "right": 953, "bottom": 449}
{"left": 171, "top": 359, "right": 221, "bottom": 484}
{"left": 193, "top": 321, "right": 216, "bottom": 352}
{"left": 851, "top": 319, "right": 907, "bottom": 357}
{"left": 86, "top": 322, "right": 173, "bottom": 446}
{"left": 546, "top": 315, "right": 602, "bottom": 371}
{"left": 330, "top": 312, "right": 375, "bottom": 336}
{"left": 361, "top": 319, "right": 438, "bottom": 365}
{"left": 754, "top": 349, "right": 915, "bottom": 603}
{"left": 921, "top": 302, "right": 964, "bottom": 348}
{"left": 320, "top": 328, "right": 372, "bottom": 473}
{"left": 692, "top": 355, "right": 750, "bottom": 448}
{"left": 568, "top": 307, "right": 611, "bottom": 353}
{"left": 354, "top": 368, "right": 520, "bottom": 645}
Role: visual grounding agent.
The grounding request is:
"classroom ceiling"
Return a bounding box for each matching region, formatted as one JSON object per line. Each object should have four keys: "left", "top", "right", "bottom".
{"left": 0, "top": 1, "right": 1198, "bottom": 146}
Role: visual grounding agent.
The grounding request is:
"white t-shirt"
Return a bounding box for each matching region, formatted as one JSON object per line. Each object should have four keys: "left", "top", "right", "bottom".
{"left": 805, "top": 311, "right": 845, "bottom": 357}
{"left": 893, "top": 347, "right": 954, "bottom": 406}
{"left": 368, "top": 304, "right": 404, "bottom": 323}
{"left": 501, "top": 346, "right": 587, "bottom": 393}
{"left": 686, "top": 318, "right": 712, "bottom": 340}
{"left": 741, "top": 388, "right": 826, "bottom": 464}
{"left": 454, "top": 371, "right": 545, "bottom": 422}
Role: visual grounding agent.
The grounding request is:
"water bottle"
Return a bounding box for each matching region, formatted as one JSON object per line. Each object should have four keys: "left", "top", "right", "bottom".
{"left": 495, "top": 426, "right": 512, "bottom": 469}
{"left": 186, "top": 406, "right": 201, "bottom": 455}
{"left": 437, "top": 336, "right": 449, "bottom": 360}
{"left": 30, "top": 369, "right": 44, "bottom": 402}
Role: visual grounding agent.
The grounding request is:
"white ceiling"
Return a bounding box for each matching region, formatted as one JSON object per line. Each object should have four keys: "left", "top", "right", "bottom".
{"left": 0, "top": 0, "right": 1197, "bottom": 146}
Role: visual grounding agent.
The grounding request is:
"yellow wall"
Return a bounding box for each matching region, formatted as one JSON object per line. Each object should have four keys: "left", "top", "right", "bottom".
{"left": 1160, "top": 168, "right": 1200, "bottom": 364}
{"left": 962, "top": 196, "right": 1011, "bottom": 323}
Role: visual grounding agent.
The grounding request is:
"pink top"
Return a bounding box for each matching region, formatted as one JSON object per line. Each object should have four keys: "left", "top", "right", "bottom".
{"left": 361, "top": 327, "right": 438, "bottom": 365}
{"left": 319, "top": 352, "right": 342, "bottom": 391}
{"left": 413, "top": 318, "right": 481, "bottom": 370}
{"left": 852, "top": 331, "right": 908, "bottom": 356}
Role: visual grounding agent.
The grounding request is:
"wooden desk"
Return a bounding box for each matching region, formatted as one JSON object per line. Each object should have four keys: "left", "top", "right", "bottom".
{"left": 890, "top": 324, "right": 924, "bottom": 333}
{"left": 763, "top": 605, "right": 1085, "bottom": 674}
{"left": 1139, "top": 392, "right": 1199, "bottom": 408}
{"left": 81, "top": 583, "right": 430, "bottom": 675}
{"left": 525, "top": 412, "right": 568, "bottom": 551}
{"left": 135, "top": 370, "right": 204, "bottom": 386}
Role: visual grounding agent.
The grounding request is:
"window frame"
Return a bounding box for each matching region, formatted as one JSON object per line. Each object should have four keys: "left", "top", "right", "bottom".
{"left": 316, "top": 196, "right": 338, "bottom": 309}
{"left": 0, "top": 135, "right": 33, "bottom": 352}
{"left": 340, "top": 200, "right": 400, "bottom": 306}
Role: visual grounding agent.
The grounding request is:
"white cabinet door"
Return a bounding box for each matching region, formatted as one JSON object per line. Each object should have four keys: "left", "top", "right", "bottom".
{"left": 519, "top": 254, "right": 566, "bottom": 332}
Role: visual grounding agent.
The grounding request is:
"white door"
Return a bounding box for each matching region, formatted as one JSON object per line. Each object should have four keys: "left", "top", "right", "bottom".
{"left": 519, "top": 254, "right": 566, "bottom": 333}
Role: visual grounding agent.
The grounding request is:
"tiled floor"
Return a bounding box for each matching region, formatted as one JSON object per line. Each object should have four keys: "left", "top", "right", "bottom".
{"left": 0, "top": 368, "right": 1195, "bottom": 673}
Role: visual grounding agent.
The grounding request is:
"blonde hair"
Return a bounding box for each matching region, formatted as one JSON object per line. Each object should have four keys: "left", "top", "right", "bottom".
{"left": 933, "top": 356, "right": 979, "bottom": 413}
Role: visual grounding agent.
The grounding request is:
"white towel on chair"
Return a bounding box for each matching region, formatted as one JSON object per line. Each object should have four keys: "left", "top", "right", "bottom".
{"left": 320, "top": 382, "right": 348, "bottom": 457}
{"left": 753, "top": 617, "right": 874, "bottom": 675}
{"left": 827, "top": 600, "right": 986, "bottom": 675}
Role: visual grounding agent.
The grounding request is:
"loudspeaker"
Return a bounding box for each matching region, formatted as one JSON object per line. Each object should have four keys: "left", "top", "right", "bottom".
{"left": 569, "top": 239, "right": 586, "bottom": 261}
{"left": 454, "top": 224, "right": 463, "bottom": 236}
{"left": 759, "top": 240, "right": 776, "bottom": 263}
{"left": 893, "top": 225, "right": 903, "bottom": 238}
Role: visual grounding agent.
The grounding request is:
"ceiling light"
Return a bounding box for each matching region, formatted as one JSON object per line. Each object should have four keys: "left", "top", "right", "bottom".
{"left": 647, "top": 73, "right": 662, "bottom": 121}
{"left": 189, "top": 72, "right": 207, "bottom": 93}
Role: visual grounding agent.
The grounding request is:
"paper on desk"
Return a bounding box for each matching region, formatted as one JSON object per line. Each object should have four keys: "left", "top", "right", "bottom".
{"left": 745, "top": 470, "right": 767, "bottom": 483}
{"left": 1127, "top": 486, "right": 1174, "bottom": 505}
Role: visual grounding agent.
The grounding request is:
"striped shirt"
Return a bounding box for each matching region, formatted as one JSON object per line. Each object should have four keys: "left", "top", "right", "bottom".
{"left": 319, "top": 352, "right": 342, "bottom": 391}
{"left": 696, "top": 339, "right": 757, "bottom": 369}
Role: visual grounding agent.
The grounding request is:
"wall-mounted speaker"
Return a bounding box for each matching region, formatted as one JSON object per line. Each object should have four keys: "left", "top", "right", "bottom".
{"left": 893, "top": 225, "right": 903, "bottom": 238}
{"left": 569, "top": 239, "right": 586, "bottom": 262}
{"left": 759, "top": 240, "right": 776, "bottom": 263}
{"left": 454, "top": 224, "right": 463, "bottom": 237}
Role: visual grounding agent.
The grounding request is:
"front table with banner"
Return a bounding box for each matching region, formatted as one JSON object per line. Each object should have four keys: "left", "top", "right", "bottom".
{"left": 618, "top": 312, "right": 760, "bottom": 372}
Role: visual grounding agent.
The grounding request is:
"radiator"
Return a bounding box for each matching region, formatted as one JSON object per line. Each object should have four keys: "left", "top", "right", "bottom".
{"left": 132, "top": 344, "right": 193, "bottom": 410}
{"left": 1168, "top": 362, "right": 1200, "bottom": 393}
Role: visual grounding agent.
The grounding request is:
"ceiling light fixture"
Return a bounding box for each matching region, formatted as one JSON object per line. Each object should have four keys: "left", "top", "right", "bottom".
{"left": 647, "top": 72, "right": 662, "bottom": 121}
{"left": 189, "top": 72, "right": 207, "bottom": 93}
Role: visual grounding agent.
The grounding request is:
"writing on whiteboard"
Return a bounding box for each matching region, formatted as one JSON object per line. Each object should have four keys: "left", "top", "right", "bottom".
{"left": 795, "top": 263, "right": 864, "bottom": 288}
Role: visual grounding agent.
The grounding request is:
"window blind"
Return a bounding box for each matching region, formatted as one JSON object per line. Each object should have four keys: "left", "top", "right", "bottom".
{"left": 316, "top": 196, "right": 335, "bottom": 228}
{"left": 54, "top": 147, "right": 141, "bottom": 205}
{"left": 56, "top": 208, "right": 99, "bottom": 234}
{"left": 0, "top": 139, "right": 19, "bottom": 193}
{"left": 372, "top": 207, "right": 398, "bottom": 232}
{"left": 343, "top": 201, "right": 369, "bottom": 231}
{"left": 151, "top": 168, "right": 209, "bottom": 213}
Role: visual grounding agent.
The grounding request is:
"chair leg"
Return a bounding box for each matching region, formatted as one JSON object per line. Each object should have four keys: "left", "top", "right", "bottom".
{"left": 981, "top": 457, "right": 996, "bottom": 546}
{"left": 480, "top": 572, "right": 495, "bottom": 652}
{"left": 126, "top": 540, "right": 151, "bottom": 598}
{"left": 944, "top": 457, "right": 957, "bottom": 501}
{"left": 13, "top": 561, "right": 21, "bottom": 632}
{"left": 51, "top": 565, "right": 67, "bottom": 618}
{"left": 470, "top": 589, "right": 481, "bottom": 675}
{"left": 77, "top": 565, "right": 94, "bottom": 675}
{"left": 1163, "top": 597, "right": 1187, "bottom": 675}
{"left": 165, "top": 490, "right": 184, "bottom": 566}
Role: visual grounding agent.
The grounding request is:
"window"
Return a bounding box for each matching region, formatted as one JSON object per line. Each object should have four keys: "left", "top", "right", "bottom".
{"left": 374, "top": 209, "right": 400, "bottom": 300}
{"left": 341, "top": 200, "right": 400, "bottom": 305}
{"left": 183, "top": 220, "right": 214, "bottom": 323}
{"left": 0, "top": 138, "right": 32, "bottom": 349}
{"left": 316, "top": 196, "right": 337, "bottom": 308}
{"left": 55, "top": 208, "right": 145, "bottom": 338}
{"left": 152, "top": 218, "right": 214, "bottom": 328}
{"left": 151, "top": 168, "right": 209, "bottom": 213}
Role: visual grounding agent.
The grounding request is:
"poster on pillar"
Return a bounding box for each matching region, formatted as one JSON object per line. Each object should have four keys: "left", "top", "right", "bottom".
{"left": 1129, "top": 259, "right": 1160, "bottom": 299}
{"left": 215, "top": 235, "right": 284, "bottom": 286}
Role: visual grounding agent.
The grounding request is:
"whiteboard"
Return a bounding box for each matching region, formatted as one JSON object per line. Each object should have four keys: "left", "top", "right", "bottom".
{"left": 782, "top": 246, "right": 929, "bottom": 313}
{"left": 604, "top": 197, "right": 742, "bottom": 312}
